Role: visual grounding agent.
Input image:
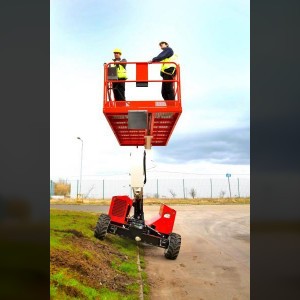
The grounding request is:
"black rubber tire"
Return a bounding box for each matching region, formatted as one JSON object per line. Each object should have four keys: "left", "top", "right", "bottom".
{"left": 94, "top": 214, "right": 110, "bottom": 240}
{"left": 164, "top": 233, "right": 181, "bottom": 260}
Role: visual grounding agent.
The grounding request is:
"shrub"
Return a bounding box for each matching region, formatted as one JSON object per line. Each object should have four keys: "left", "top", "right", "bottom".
{"left": 54, "top": 179, "right": 71, "bottom": 196}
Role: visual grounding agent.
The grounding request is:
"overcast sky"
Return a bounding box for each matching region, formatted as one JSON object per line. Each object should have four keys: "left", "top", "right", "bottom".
{"left": 50, "top": 0, "right": 250, "bottom": 181}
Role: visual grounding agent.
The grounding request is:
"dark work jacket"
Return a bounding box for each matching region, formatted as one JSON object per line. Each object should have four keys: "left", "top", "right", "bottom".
{"left": 152, "top": 47, "right": 174, "bottom": 62}
{"left": 113, "top": 58, "right": 127, "bottom": 69}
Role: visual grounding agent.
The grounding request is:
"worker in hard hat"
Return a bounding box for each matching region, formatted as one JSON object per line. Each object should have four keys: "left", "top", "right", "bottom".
{"left": 112, "top": 48, "right": 128, "bottom": 101}
{"left": 149, "top": 41, "right": 177, "bottom": 100}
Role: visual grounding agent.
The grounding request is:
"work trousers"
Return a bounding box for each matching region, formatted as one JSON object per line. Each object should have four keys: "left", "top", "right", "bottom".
{"left": 113, "top": 80, "right": 125, "bottom": 101}
{"left": 161, "top": 67, "right": 176, "bottom": 100}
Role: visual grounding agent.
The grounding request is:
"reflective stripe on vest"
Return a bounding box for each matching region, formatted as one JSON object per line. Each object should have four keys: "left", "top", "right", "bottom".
{"left": 112, "top": 63, "right": 128, "bottom": 79}
{"left": 161, "top": 54, "right": 178, "bottom": 74}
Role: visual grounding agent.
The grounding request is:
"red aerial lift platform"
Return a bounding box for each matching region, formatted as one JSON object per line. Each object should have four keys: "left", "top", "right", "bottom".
{"left": 95, "top": 60, "right": 182, "bottom": 260}
{"left": 103, "top": 62, "right": 182, "bottom": 147}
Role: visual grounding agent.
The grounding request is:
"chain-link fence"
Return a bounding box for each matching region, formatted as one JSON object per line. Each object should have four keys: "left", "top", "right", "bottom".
{"left": 50, "top": 177, "right": 250, "bottom": 199}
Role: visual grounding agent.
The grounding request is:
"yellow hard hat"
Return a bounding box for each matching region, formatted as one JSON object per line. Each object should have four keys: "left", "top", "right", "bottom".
{"left": 113, "top": 48, "right": 122, "bottom": 54}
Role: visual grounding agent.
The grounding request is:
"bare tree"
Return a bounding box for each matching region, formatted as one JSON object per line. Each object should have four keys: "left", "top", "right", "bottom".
{"left": 189, "top": 188, "right": 197, "bottom": 199}
{"left": 84, "top": 184, "right": 95, "bottom": 198}
{"left": 219, "top": 190, "right": 226, "bottom": 198}
{"left": 169, "top": 189, "right": 177, "bottom": 198}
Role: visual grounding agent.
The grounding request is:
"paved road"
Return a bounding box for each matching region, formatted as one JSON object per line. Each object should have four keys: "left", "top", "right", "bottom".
{"left": 143, "top": 205, "right": 250, "bottom": 300}
{"left": 51, "top": 204, "right": 110, "bottom": 213}
{"left": 51, "top": 204, "right": 250, "bottom": 299}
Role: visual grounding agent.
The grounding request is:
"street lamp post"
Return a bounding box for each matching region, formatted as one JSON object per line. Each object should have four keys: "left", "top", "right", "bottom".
{"left": 226, "top": 173, "right": 232, "bottom": 198}
{"left": 77, "top": 137, "right": 83, "bottom": 198}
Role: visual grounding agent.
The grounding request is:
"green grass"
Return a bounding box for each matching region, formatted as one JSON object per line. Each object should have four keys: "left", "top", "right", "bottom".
{"left": 50, "top": 210, "right": 96, "bottom": 238}
{"left": 111, "top": 259, "right": 139, "bottom": 278}
{"left": 138, "top": 245, "right": 150, "bottom": 297}
{"left": 51, "top": 269, "right": 132, "bottom": 300}
{"left": 108, "top": 234, "right": 138, "bottom": 257}
{"left": 50, "top": 209, "right": 144, "bottom": 300}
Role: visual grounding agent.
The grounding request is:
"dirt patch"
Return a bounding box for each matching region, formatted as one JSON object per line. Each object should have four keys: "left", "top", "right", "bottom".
{"left": 60, "top": 285, "right": 85, "bottom": 298}
{"left": 51, "top": 235, "right": 134, "bottom": 295}
{"left": 52, "top": 229, "right": 84, "bottom": 238}
{"left": 234, "top": 234, "right": 250, "bottom": 242}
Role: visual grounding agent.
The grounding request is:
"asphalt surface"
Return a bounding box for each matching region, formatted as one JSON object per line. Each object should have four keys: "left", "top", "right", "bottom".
{"left": 51, "top": 204, "right": 250, "bottom": 299}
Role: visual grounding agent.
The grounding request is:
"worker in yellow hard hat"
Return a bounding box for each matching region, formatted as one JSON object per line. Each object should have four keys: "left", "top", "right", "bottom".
{"left": 149, "top": 41, "right": 177, "bottom": 100}
{"left": 111, "top": 48, "right": 128, "bottom": 101}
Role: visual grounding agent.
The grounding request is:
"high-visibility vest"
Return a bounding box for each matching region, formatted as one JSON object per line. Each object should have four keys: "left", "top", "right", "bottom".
{"left": 112, "top": 61, "right": 128, "bottom": 79}
{"left": 161, "top": 54, "right": 178, "bottom": 75}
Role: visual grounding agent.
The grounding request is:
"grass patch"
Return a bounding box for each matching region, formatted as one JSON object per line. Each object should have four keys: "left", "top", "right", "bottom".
{"left": 143, "top": 197, "right": 250, "bottom": 205}
{"left": 51, "top": 269, "right": 131, "bottom": 300}
{"left": 51, "top": 197, "right": 250, "bottom": 205}
{"left": 111, "top": 260, "right": 139, "bottom": 278}
{"left": 138, "top": 247, "right": 150, "bottom": 297}
{"left": 50, "top": 209, "right": 143, "bottom": 300}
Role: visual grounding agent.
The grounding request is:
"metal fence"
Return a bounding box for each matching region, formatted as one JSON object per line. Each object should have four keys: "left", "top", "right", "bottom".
{"left": 50, "top": 177, "right": 250, "bottom": 199}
